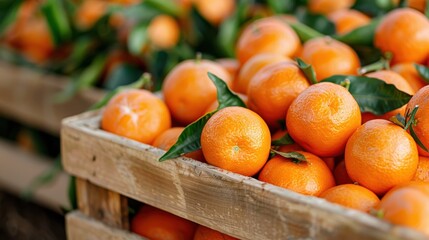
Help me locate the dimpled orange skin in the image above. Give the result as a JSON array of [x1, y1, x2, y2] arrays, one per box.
[[308, 0, 355, 15], [362, 70, 415, 123], [392, 63, 428, 93], [320, 184, 380, 212], [299, 37, 360, 81], [375, 8, 429, 64], [235, 17, 301, 65], [101, 90, 171, 144], [193, 225, 238, 240], [413, 156, 429, 182], [286, 82, 361, 157], [375, 183, 429, 236], [258, 151, 335, 196], [162, 59, 232, 125], [406, 85, 429, 157], [248, 61, 310, 129], [345, 119, 419, 195], [147, 15, 180, 49], [131, 205, 197, 240], [328, 9, 371, 35], [200, 107, 271, 177], [234, 53, 291, 94]]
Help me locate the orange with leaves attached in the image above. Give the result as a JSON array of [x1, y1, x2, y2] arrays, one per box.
[[201, 107, 271, 177], [320, 184, 380, 212]]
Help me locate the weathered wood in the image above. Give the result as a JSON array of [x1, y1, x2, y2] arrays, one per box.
[[62, 111, 428, 240], [0, 139, 69, 211], [0, 61, 104, 135], [66, 211, 145, 240], [76, 178, 129, 230]]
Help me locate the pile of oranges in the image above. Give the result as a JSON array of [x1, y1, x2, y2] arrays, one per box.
[[97, 1, 429, 239]]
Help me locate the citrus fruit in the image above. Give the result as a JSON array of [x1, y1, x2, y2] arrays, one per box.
[[413, 156, 429, 182], [392, 63, 427, 93], [320, 184, 380, 212], [333, 160, 354, 185], [193, 225, 238, 240], [328, 9, 371, 35], [148, 15, 180, 49], [308, 0, 355, 15], [194, 0, 235, 26]]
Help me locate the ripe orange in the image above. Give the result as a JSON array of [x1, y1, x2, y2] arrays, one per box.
[[247, 61, 310, 129], [322, 157, 335, 172], [308, 0, 355, 15], [320, 184, 380, 212], [345, 119, 419, 195], [101, 89, 171, 144], [375, 182, 429, 236], [271, 129, 304, 153], [392, 63, 427, 93], [235, 17, 301, 65], [406, 85, 429, 157], [75, 0, 108, 30], [362, 70, 415, 123], [334, 160, 354, 185], [162, 59, 232, 125], [200, 107, 271, 177], [328, 9, 371, 35], [193, 225, 238, 240], [408, 0, 426, 12], [193, 0, 235, 26], [413, 156, 429, 182], [299, 37, 360, 81], [234, 53, 291, 94], [216, 58, 239, 81], [152, 127, 205, 162], [148, 15, 180, 49], [131, 205, 197, 240], [374, 8, 429, 64], [286, 82, 361, 157], [258, 151, 335, 196]]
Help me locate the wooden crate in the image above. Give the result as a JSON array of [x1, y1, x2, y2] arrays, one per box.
[[61, 110, 428, 240]]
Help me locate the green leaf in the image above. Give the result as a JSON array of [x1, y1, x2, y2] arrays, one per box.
[[207, 73, 245, 109], [41, 0, 72, 45], [128, 23, 148, 55], [271, 150, 307, 162], [103, 63, 144, 90], [358, 52, 392, 75], [143, 0, 183, 17], [267, 0, 295, 13], [321, 75, 412, 115], [410, 125, 429, 153], [272, 133, 295, 146], [334, 18, 381, 46], [414, 64, 429, 83], [289, 21, 324, 42], [0, 0, 23, 36], [296, 58, 318, 84], [352, 0, 396, 17], [295, 7, 335, 35], [389, 114, 405, 128]]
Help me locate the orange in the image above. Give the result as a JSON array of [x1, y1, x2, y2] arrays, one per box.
[[271, 129, 304, 153], [235, 17, 301, 65], [200, 107, 271, 176], [328, 9, 371, 35], [322, 157, 335, 172], [345, 119, 419, 195], [75, 0, 108, 30], [152, 127, 205, 162], [408, 0, 426, 12], [413, 156, 429, 182], [131, 205, 197, 240], [101, 89, 171, 144], [334, 160, 354, 185], [234, 53, 291, 94], [204, 93, 247, 113], [375, 8, 429, 64], [392, 63, 427, 93], [247, 61, 310, 129], [362, 70, 415, 123], [299, 36, 360, 81], [286, 82, 361, 157], [375, 182, 429, 236], [308, 0, 355, 15], [320, 184, 380, 212], [406, 85, 429, 157], [193, 225, 238, 240], [162, 59, 232, 125], [193, 0, 235, 26], [148, 15, 180, 49], [258, 151, 335, 196], [216, 58, 239, 81]]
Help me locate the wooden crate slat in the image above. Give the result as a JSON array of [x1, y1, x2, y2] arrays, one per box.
[[66, 211, 146, 240], [0, 61, 104, 135], [61, 111, 427, 240]]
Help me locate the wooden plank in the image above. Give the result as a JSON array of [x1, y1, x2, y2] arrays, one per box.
[[0, 61, 104, 135], [76, 178, 129, 230], [0, 139, 69, 211], [66, 211, 145, 240], [61, 111, 428, 240]]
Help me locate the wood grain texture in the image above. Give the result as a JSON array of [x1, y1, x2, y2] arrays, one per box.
[[66, 211, 145, 240], [76, 178, 129, 230], [0, 61, 104, 135], [0, 139, 69, 211], [62, 111, 428, 240]]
